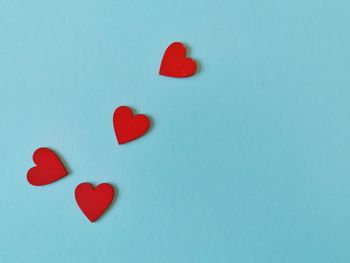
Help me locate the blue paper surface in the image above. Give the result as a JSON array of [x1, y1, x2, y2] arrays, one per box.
[[1, 0, 350, 262]]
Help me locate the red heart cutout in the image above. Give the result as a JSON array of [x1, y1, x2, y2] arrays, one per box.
[[27, 147, 68, 186], [75, 183, 115, 222], [113, 106, 150, 144], [159, 42, 197, 78]]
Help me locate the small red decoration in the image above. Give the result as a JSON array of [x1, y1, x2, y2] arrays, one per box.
[[27, 147, 68, 186], [113, 106, 150, 144], [75, 183, 115, 223], [159, 42, 197, 78]]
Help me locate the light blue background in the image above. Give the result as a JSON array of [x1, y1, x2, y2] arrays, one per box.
[[1, 0, 350, 262]]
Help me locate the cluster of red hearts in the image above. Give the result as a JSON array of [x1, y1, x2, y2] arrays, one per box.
[[26, 42, 197, 223]]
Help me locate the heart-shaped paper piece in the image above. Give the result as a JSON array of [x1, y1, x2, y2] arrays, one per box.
[[27, 147, 68, 186], [159, 42, 197, 78], [75, 183, 115, 222], [113, 106, 150, 144]]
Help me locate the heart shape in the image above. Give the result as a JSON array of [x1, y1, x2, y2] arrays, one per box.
[[27, 147, 68, 186], [113, 106, 150, 144], [159, 42, 197, 78], [75, 183, 115, 222]]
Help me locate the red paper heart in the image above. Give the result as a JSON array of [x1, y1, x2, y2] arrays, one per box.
[[27, 147, 68, 186], [159, 42, 197, 78], [113, 106, 150, 144], [75, 183, 115, 222]]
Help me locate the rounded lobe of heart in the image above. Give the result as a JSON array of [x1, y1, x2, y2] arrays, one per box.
[[27, 147, 68, 186], [113, 106, 150, 144], [159, 42, 197, 78], [75, 183, 115, 223]]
